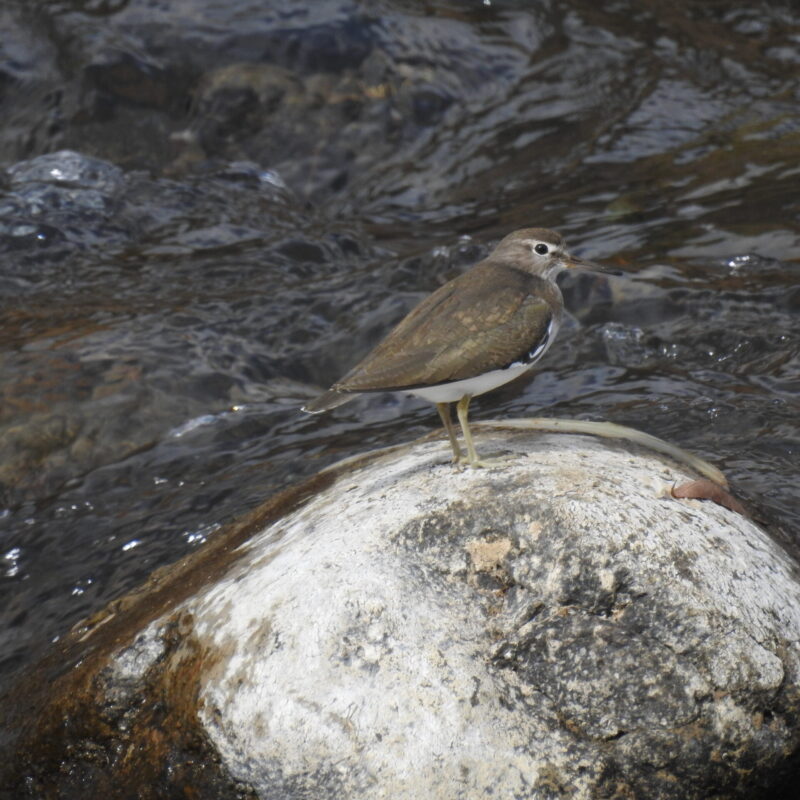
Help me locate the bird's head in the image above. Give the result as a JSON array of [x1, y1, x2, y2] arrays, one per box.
[[492, 227, 618, 279]]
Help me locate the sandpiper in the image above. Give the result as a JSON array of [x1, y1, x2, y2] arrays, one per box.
[[303, 228, 616, 466]]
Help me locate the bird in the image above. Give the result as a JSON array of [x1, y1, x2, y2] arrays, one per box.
[[302, 228, 616, 467]]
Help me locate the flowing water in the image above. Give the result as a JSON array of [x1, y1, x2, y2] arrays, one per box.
[[0, 0, 798, 695]]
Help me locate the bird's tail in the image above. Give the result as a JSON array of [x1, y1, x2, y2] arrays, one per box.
[[302, 389, 359, 414]]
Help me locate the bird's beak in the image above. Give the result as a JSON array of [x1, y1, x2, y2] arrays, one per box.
[[563, 253, 622, 276]]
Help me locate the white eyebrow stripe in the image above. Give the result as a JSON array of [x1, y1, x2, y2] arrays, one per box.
[[524, 240, 561, 251]]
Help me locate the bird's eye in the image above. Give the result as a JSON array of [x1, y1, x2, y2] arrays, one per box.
[[534, 243, 549, 255]]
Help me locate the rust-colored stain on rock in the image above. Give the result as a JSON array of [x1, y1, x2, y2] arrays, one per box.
[[0, 451, 390, 797]]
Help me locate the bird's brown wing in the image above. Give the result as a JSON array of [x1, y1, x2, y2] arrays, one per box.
[[334, 263, 560, 392]]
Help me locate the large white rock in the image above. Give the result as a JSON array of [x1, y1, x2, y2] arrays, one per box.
[[3, 422, 800, 799]]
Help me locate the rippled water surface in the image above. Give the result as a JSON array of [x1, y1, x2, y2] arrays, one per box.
[[0, 0, 798, 692]]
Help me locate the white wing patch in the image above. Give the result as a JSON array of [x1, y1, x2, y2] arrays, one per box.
[[507, 315, 560, 369]]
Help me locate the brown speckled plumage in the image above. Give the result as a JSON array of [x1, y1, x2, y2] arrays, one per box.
[[331, 264, 560, 392]]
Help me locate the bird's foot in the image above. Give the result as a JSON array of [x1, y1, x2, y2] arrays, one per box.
[[438, 452, 465, 468], [466, 460, 494, 470], [464, 452, 515, 470], [441, 442, 462, 465]]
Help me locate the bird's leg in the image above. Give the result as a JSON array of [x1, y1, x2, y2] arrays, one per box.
[[436, 402, 462, 463], [456, 395, 484, 468]]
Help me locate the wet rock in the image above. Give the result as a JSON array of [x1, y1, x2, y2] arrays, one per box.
[[181, 56, 418, 196], [0, 149, 301, 262], [0, 150, 126, 252], [82, 51, 189, 112], [2, 425, 799, 799], [6, 149, 125, 192]]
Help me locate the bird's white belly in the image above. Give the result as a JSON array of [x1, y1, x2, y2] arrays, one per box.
[[408, 363, 533, 404]]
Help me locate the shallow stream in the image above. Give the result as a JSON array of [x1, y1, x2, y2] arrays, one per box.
[[0, 0, 798, 694]]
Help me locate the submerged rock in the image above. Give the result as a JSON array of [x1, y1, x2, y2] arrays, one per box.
[[2, 423, 799, 799]]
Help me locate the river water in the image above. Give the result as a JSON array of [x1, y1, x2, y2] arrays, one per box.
[[0, 0, 798, 694]]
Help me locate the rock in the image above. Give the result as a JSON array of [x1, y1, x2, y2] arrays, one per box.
[[2, 422, 800, 799]]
